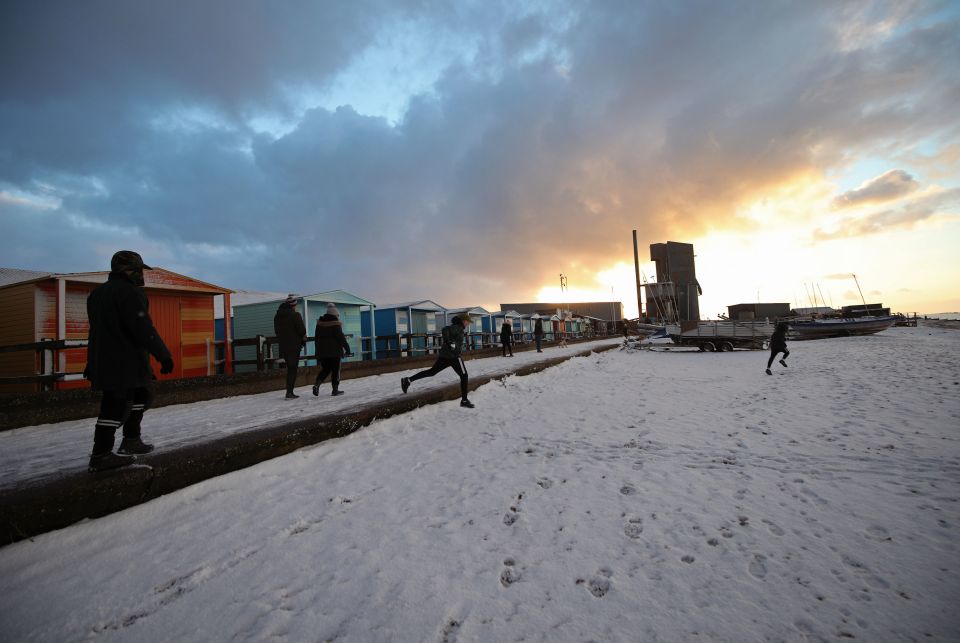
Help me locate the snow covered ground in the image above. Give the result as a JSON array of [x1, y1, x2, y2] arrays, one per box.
[[0, 338, 619, 488], [1, 326, 958, 641]]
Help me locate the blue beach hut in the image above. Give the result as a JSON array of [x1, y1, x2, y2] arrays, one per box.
[[361, 300, 446, 359]]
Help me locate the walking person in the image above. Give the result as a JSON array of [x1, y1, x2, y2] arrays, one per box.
[[534, 315, 544, 352], [500, 319, 514, 357], [274, 294, 307, 399], [84, 250, 174, 472], [766, 321, 791, 375], [401, 314, 475, 408], [312, 303, 352, 397]]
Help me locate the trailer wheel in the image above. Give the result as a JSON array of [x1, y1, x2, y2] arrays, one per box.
[[719, 341, 734, 352], [700, 341, 716, 352]]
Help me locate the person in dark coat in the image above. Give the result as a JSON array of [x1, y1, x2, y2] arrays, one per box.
[[274, 294, 307, 399], [401, 314, 474, 408], [312, 303, 352, 397], [500, 320, 514, 357], [766, 321, 790, 375], [84, 250, 173, 472], [533, 316, 545, 352]]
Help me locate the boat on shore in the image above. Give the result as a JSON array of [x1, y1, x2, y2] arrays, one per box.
[[788, 315, 897, 340]]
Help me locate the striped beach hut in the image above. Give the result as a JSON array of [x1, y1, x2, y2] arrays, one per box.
[[0, 266, 231, 391]]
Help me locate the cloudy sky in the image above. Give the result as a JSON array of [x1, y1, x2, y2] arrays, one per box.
[[2, 0, 958, 316]]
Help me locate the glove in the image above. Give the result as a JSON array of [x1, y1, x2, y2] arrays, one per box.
[[448, 343, 455, 350], [160, 357, 175, 374]]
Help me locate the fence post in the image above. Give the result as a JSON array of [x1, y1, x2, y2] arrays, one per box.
[[256, 335, 265, 371], [40, 338, 53, 392]]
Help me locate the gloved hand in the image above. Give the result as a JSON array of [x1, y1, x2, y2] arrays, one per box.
[[160, 357, 175, 374]]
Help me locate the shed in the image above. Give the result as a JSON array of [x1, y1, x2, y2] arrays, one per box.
[[361, 300, 446, 359], [485, 310, 522, 342], [231, 290, 374, 371], [443, 307, 493, 350], [727, 303, 791, 321], [0, 266, 232, 392]]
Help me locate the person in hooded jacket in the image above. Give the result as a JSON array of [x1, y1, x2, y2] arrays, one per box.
[[500, 319, 514, 357], [533, 316, 545, 352], [401, 314, 474, 408], [274, 294, 307, 399], [312, 302, 352, 396], [84, 250, 174, 472], [766, 321, 791, 375]]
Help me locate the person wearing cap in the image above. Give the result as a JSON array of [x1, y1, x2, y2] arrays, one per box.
[[84, 250, 174, 472], [401, 314, 474, 408], [274, 294, 307, 399], [312, 302, 352, 397]]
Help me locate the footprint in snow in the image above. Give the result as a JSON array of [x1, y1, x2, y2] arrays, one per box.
[[620, 484, 636, 496], [624, 517, 644, 539], [748, 554, 768, 579]]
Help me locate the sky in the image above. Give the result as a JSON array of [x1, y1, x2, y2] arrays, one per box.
[[1, 0, 958, 317], [2, 328, 958, 640]]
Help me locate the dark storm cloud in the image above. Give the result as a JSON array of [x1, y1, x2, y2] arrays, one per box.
[[1, 0, 958, 307]]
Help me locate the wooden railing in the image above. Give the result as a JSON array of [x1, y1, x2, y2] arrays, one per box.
[[1, 329, 609, 387]]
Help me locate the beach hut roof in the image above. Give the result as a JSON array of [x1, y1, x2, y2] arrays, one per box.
[[379, 300, 446, 311], [0, 266, 231, 295]]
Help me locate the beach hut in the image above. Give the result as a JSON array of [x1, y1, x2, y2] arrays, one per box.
[[0, 266, 232, 392], [361, 300, 445, 359], [442, 307, 493, 350], [485, 310, 522, 345], [231, 290, 374, 371]]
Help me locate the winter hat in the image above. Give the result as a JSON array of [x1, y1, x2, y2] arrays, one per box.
[[284, 294, 298, 306], [326, 302, 340, 318], [111, 250, 151, 272]]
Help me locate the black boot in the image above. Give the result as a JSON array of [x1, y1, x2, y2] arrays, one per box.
[[285, 391, 299, 399], [401, 377, 410, 393], [460, 399, 475, 408], [118, 437, 154, 455], [89, 452, 136, 472], [332, 387, 345, 396]]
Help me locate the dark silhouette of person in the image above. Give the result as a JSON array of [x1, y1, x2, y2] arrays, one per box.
[[312, 302, 352, 397], [766, 321, 790, 375], [500, 320, 514, 356], [401, 314, 474, 408], [274, 294, 306, 398], [84, 250, 173, 472], [534, 316, 544, 352]]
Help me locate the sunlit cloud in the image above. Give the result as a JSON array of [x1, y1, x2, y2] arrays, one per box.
[[832, 169, 919, 209]]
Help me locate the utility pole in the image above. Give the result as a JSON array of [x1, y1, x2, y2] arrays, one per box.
[[632, 230, 643, 320]]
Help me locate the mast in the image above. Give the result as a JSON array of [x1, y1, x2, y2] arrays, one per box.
[[852, 274, 874, 316]]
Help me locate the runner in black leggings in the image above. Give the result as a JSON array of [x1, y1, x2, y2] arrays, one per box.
[[766, 321, 790, 375], [401, 314, 475, 407]]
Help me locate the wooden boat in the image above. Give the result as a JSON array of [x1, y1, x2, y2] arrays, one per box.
[[788, 315, 897, 340]]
